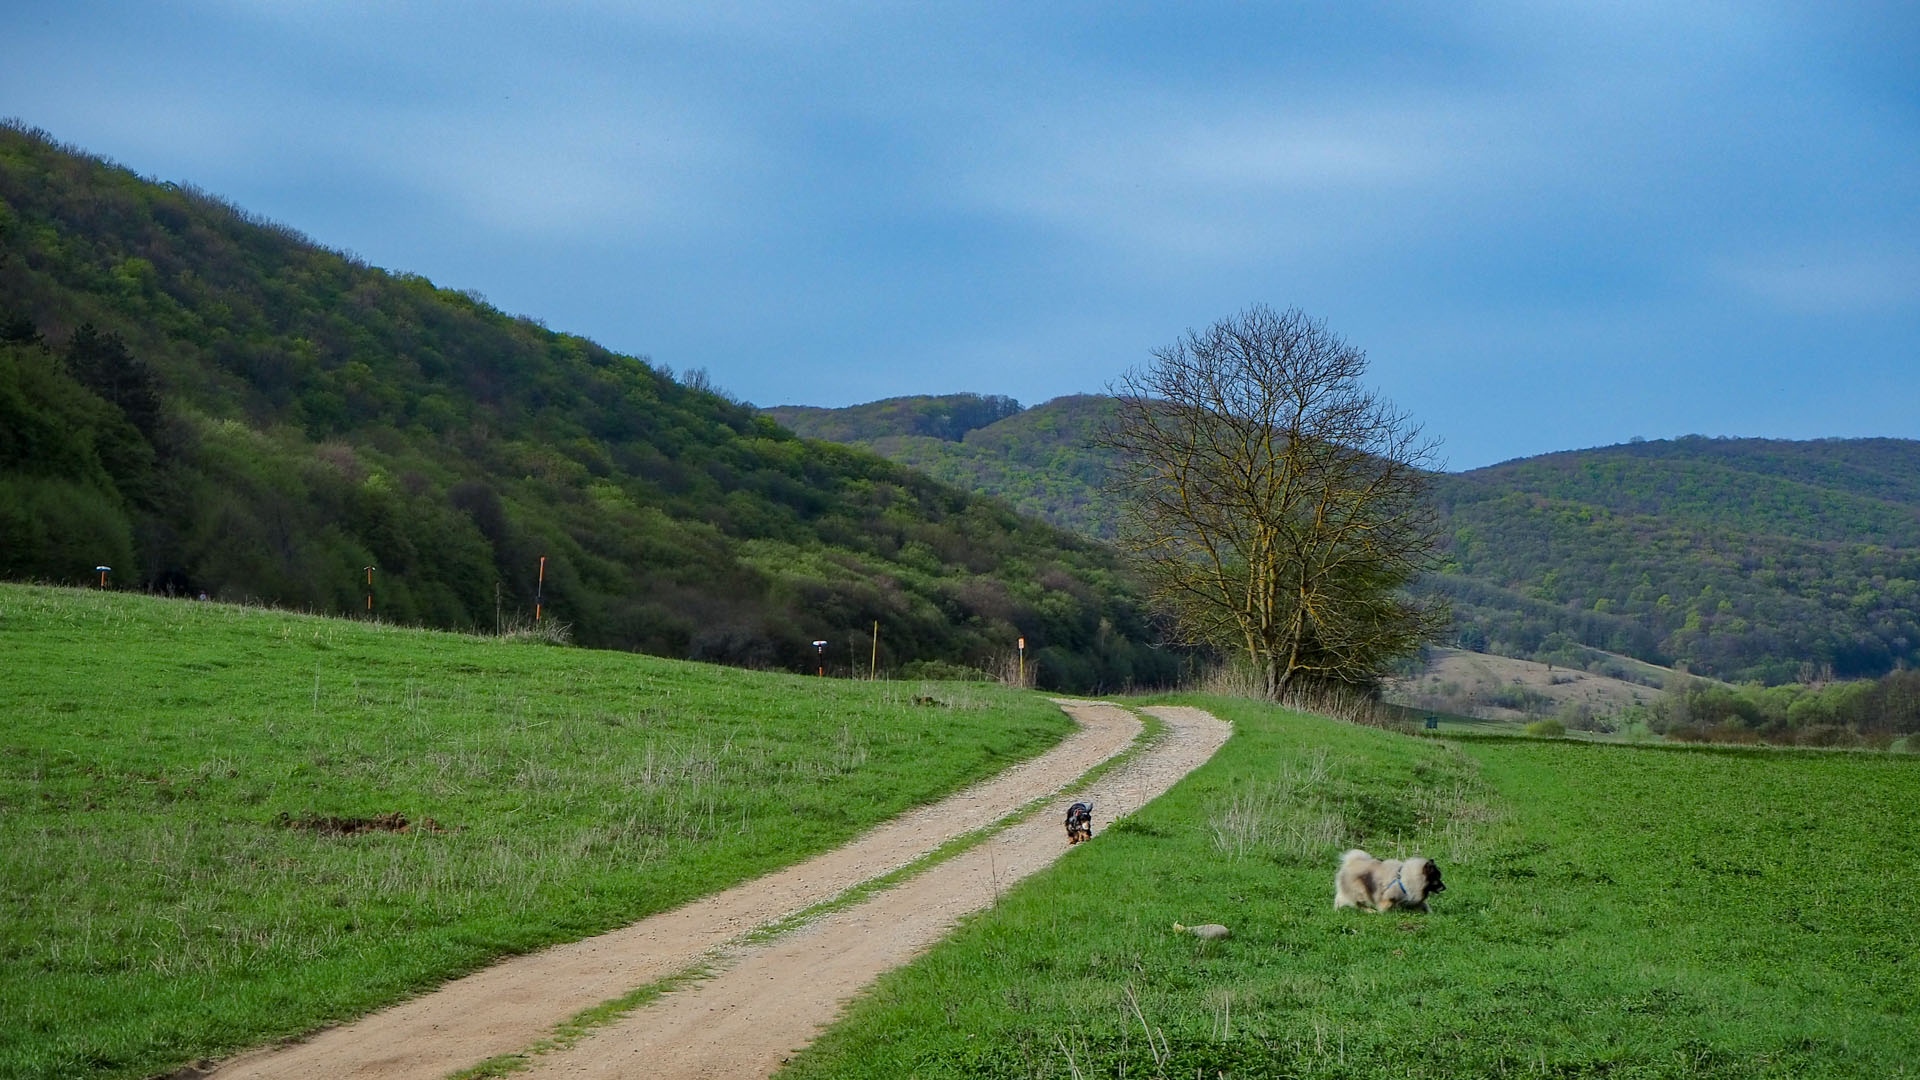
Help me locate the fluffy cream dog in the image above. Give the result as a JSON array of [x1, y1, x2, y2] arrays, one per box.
[[1333, 849, 1445, 912]]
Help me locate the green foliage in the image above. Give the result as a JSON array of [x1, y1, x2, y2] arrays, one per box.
[[1435, 436, 1920, 682], [766, 394, 1125, 538], [776, 389, 1920, 687], [0, 583, 1075, 1080], [787, 697, 1920, 1078], [1523, 716, 1566, 737], [0, 123, 1173, 691], [1648, 668, 1920, 747], [764, 393, 1022, 444]]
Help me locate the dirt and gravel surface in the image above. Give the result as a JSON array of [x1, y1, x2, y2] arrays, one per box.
[[204, 699, 1154, 1080], [516, 704, 1229, 1080]]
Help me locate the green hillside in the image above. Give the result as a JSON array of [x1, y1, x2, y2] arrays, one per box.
[[0, 123, 1172, 692], [762, 395, 1920, 684], [1436, 437, 1920, 682], [763, 392, 1022, 445]]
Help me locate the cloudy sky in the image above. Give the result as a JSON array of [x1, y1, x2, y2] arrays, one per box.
[[7, 1, 1916, 468]]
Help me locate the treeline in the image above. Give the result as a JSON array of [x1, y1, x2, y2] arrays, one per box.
[[0, 122, 1176, 692], [763, 393, 1023, 445], [1634, 670, 1920, 749]]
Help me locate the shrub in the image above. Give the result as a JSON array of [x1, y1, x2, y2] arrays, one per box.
[[1524, 718, 1566, 737], [896, 659, 990, 682]]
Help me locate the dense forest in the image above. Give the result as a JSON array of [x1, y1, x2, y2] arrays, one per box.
[[0, 123, 1177, 692], [772, 394, 1123, 538], [767, 395, 1920, 685]]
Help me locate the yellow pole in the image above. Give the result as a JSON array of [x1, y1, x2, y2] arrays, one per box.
[[870, 621, 878, 680]]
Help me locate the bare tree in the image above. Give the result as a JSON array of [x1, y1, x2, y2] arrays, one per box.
[[1101, 304, 1447, 700]]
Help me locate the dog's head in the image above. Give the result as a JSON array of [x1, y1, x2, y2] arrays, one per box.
[[1416, 859, 1445, 897]]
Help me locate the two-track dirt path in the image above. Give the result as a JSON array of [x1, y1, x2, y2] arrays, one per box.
[[516, 705, 1228, 1080], [206, 702, 1230, 1080]]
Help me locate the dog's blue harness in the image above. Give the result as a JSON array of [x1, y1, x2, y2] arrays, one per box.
[[1387, 872, 1409, 900]]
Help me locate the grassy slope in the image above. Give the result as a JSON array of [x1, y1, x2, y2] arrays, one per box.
[[784, 697, 1919, 1079], [0, 584, 1072, 1080]]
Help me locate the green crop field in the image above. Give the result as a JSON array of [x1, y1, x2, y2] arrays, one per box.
[[786, 695, 1920, 1079], [0, 584, 1073, 1080]]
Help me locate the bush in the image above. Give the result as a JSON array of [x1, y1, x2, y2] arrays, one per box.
[[1523, 718, 1566, 737], [897, 659, 990, 682]]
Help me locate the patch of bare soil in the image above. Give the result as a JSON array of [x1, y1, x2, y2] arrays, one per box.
[[206, 700, 1143, 1080], [1388, 646, 1667, 721], [514, 704, 1230, 1080], [274, 811, 444, 836]]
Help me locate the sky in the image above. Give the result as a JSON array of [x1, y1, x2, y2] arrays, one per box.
[[5, 1, 1917, 469]]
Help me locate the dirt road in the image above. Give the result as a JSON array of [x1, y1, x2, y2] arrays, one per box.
[[516, 704, 1229, 1080], [206, 700, 1149, 1080]]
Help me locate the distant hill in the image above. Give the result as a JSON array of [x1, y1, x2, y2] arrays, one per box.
[[1432, 437, 1920, 683], [763, 394, 1920, 684], [764, 393, 1021, 444], [0, 123, 1174, 692]]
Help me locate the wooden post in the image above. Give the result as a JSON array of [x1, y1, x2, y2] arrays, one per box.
[[535, 556, 546, 622], [870, 621, 879, 680]]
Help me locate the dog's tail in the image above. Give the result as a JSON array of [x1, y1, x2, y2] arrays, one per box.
[[1339, 848, 1372, 866]]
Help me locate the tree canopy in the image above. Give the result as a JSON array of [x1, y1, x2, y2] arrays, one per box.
[[1101, 305, 1446, 698]]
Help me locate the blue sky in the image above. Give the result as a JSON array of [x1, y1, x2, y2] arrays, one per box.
[[7, 1, 1916, 468]]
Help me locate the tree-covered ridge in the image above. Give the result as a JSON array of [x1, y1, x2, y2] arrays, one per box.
[[765, 394, 1123, 538], [0, 123, 1173, 691], [763, 393, 1022, 444], [1435, 437, 1920, 682], [767, 392, 1920, 685]]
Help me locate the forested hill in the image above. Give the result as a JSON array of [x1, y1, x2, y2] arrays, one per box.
[[0, 123, 1173, 692], [763, 394, 1920, 684], [770, 394, 1122, 538], [1435, 437, 1920, 683]]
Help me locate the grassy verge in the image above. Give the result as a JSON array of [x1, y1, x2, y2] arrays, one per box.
[[782, 693, 1920, 1078], [0, 584, 1073, 1080]]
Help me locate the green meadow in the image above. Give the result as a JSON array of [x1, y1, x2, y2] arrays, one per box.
[[787, 696, 1920, 1079], [0, 584, 1072, 1080]]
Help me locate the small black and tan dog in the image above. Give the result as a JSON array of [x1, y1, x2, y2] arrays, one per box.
[[1064, 801, 1094, 845]]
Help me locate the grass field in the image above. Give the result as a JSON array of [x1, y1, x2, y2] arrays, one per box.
[[784, 695, 1920, 1079], [0, 584, 1073, 1080]]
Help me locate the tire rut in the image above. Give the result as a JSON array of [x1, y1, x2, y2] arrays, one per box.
[[514, 704, 1230, 1080]]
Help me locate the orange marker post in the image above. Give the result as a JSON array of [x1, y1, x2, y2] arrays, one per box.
[[535, 556, 546, 622]]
